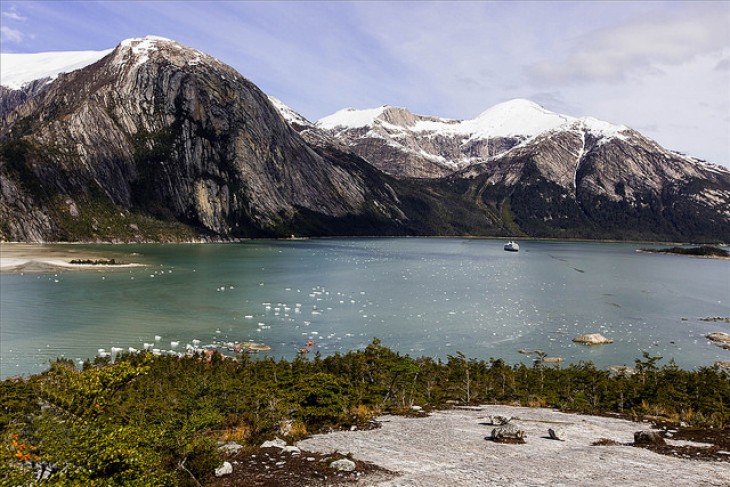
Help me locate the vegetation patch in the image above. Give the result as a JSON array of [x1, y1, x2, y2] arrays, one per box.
[[1, 341, 728, 485]]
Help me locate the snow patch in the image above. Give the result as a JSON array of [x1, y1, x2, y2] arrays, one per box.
[[118, 36, 171, 68], [317, 106, 389, 130], [0, 49, 113, 90], [317, 99, 629, 149], [268, 96, 313, 127]]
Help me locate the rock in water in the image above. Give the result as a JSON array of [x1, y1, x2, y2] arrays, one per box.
[[573, 333, 614, 345], [541, 357, 564, 363], [633, 430, 665, 446], [706, 332, 730, 344], [214, 461, 233, 477]]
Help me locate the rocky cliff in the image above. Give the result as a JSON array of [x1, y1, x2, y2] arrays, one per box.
[[0, 37, 404, 241]]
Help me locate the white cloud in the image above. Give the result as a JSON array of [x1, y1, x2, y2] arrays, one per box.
[[0, 26, 24, 44], [529, 7, 728, 84], [2, 9, 26, 21]]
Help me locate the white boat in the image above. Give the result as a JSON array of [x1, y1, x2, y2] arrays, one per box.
[[504, 241, 519, 252]]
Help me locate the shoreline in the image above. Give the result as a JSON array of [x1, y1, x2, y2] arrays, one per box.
[[0, 243, 146, 272], [635, 248, 730, 261], [2, 235, 727, 246]]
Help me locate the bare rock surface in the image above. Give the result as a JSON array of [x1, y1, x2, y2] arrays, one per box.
[[297, 405, 730, 486]]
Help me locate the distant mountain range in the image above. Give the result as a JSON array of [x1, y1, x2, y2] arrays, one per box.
[[1, 36, 728, 242]]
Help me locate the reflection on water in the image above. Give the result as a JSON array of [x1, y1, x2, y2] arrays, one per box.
[[1, 239, 728, 378]]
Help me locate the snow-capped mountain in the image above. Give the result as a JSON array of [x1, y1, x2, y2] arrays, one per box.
[[314, 99, 631, 179], [0, 36, 405, 241], [1, 36, 729, 243]]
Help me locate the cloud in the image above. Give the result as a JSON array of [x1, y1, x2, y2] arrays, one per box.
[[528, 6, 728, 84], [2, 9, 26, 21], [1, 26, 24, 43], [716, 57, 730, 72]]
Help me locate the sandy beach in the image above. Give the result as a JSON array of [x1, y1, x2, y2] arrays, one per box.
[[0, 243, 144, 272], [298, 405, 730, 487]]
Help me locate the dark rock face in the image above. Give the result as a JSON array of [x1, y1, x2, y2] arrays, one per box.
[[0, 38, 404, 241], [454, 124, 730, 241]]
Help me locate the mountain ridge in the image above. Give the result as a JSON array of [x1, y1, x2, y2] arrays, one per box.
[[1, 36, 728, 243]]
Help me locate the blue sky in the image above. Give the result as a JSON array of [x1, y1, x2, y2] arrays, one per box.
[[1, 1, 728, 166]]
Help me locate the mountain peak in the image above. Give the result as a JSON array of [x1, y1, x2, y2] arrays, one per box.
[[317, 106, 389, 130], [0, 36, 182, 90], [468, 98, 573, 137]]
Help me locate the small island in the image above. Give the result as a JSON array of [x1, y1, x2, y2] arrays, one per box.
[[639, 245, 729, 258], [69, 258, 123, 265]]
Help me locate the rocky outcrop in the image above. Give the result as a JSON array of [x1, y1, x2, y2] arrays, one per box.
[[706, 332, 730, 344], [214, 461, 233, 477], [633, 431, 666, 447], [706, 333, 730, 350], [573, 333, 614, 345], [330, 458, 356, 472]]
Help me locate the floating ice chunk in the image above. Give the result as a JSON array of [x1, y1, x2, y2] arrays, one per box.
[[155, 335, 162, 341], [170, 341, 179, 348], [192, 339, 201, 347], [128, 347, 139, 353]]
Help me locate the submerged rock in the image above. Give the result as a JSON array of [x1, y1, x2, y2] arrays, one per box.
[[542, 357, 564, 363], [705, 332, 730, 344], [573, 333, 614, 345]]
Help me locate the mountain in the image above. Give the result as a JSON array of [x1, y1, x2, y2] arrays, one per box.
[[0, 36, 405, 241], [310, 100, 730, 240], [1, 37, 729, 243], [316, 99, 579, 178]]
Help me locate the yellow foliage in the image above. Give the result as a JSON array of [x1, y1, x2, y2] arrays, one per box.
[[220, 425, 250, 443], [289, 421, 308, 438]]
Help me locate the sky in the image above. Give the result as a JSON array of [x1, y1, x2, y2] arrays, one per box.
[[1, 1, 728, 167]]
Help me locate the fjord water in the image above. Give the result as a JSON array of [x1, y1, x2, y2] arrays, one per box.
[[1, 239, 728, 378]]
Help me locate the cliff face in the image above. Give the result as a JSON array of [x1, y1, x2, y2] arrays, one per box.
[[0, 37, 404, 241], [453, 122, 730, 240]]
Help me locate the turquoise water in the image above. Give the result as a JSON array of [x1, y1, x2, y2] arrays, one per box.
[[2, 239, 729, 378]]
